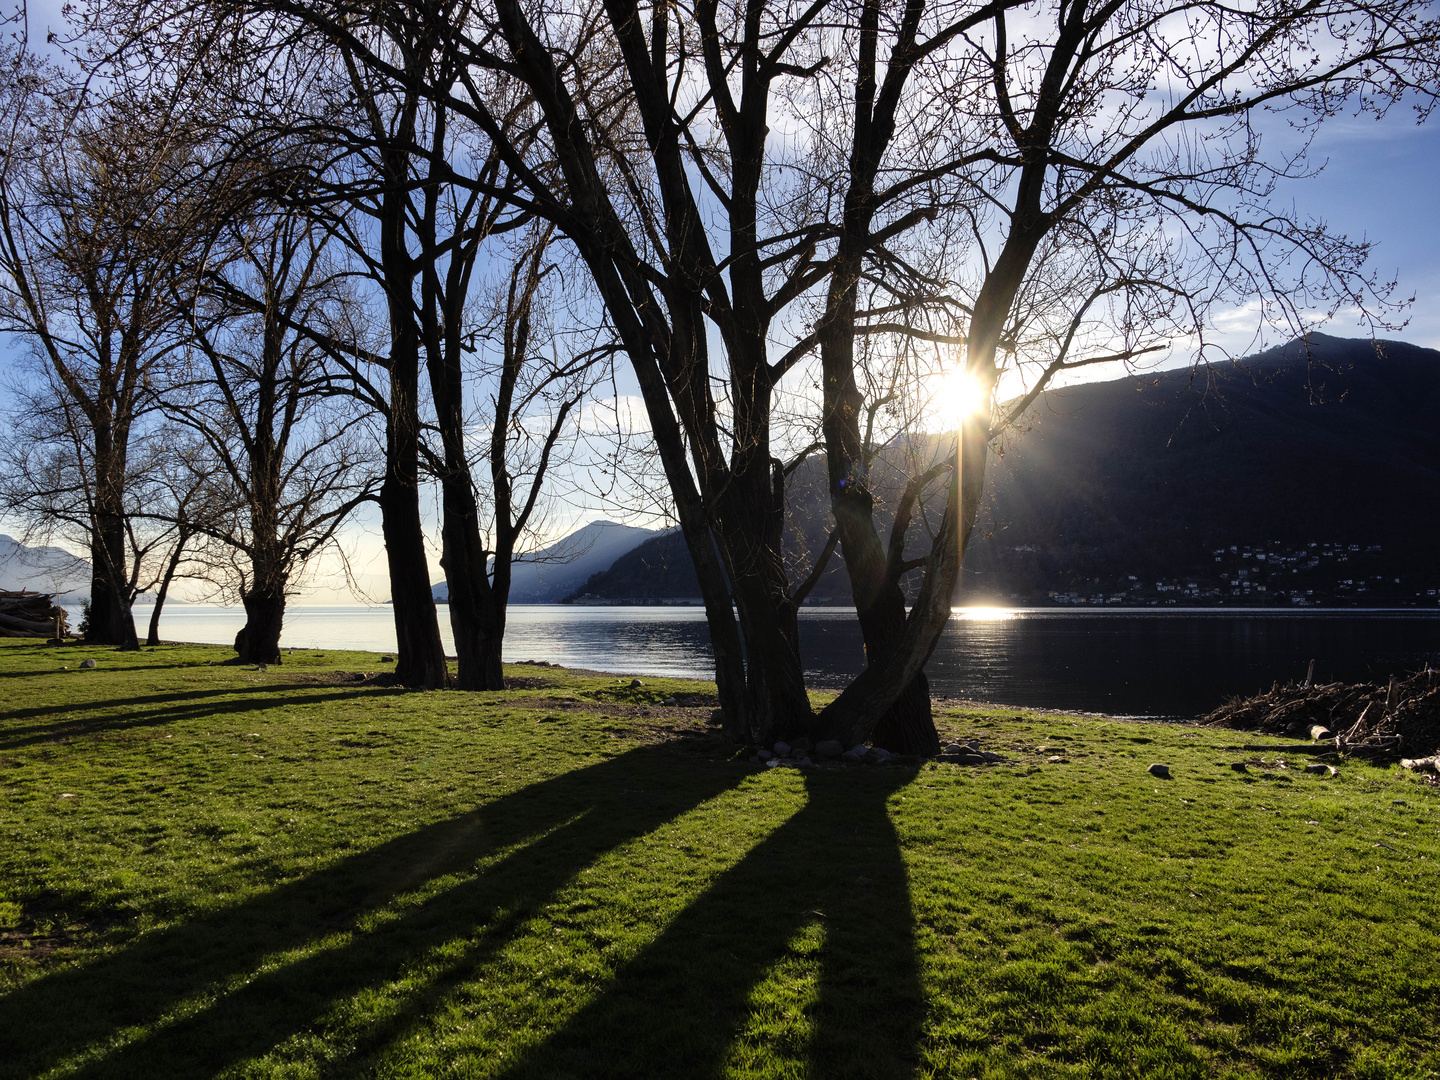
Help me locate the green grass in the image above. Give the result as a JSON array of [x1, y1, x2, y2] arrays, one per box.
[[1, 637, 1437, 1079]]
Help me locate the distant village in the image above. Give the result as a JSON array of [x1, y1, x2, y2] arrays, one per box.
[[1042, 542, 1440, 608]]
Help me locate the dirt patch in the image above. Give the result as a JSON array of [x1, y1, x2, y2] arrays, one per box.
[[0, 926, 82, 963]]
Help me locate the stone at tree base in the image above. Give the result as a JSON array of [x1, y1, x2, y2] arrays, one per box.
[[772, 741, 792, 758], [1148, 763, 1172, 779], [79, 659, 96, 669], [841, 745, 868, 763], [815, 740, 843, 759], [757, 748, 773, 761], [792, 736, 812, 754], [867, 747, 892, 763]]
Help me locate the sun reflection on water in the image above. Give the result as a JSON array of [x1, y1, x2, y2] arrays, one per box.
[[950, 606, 1018, 621]]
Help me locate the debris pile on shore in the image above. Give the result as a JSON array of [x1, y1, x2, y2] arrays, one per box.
[[0, 592, 67, 638], [1201, 668, 1440, 763]]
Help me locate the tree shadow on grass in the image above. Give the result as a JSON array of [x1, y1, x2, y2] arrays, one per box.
[[470, 765, 927, 1080], [0, 743, 742, 1080], [302, 765, 925, 1079], [0, 685, 396, 750]]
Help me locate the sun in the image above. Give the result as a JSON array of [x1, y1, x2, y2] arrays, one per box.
[[932, 367, 988, 421]]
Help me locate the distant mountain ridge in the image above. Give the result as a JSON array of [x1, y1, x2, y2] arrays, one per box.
[[960, 333, 1440, 604], [432, 520, 662, 604], [567, 334, 1440, 606], [0, 535, 90, 601]]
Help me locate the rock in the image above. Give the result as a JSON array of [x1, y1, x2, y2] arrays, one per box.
[[797, 757, 812, 767], [981, 751, 1003, 763], [1046, 755, 1066, 764], [867, 747, 892, 763], [1147, 763, 1171, 780], [1309, 724, 1334, 742], [662, 697, 678, 706], [1304, 762, 1338, 776], [815, 739, 843, 759], [792, 737, 812, 754], [629, 679, 644, 688], [756, 748, 773, 761], [956, 753, 987, 766], [381, 656, 394, 663], [1230, 762, 1249, 773], [765, 759, 783, 768], [772, 741, 792, 758], [79, 658, 96, 669], [943, 742, 965, 755], [842, 745, 868, 763]]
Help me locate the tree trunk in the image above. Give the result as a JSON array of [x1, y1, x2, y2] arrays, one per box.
[[378, 158, 447, 690], [234, 585, 285, 664], [88, 512, 139, 650], [438, 479, 501, 690], [475, 597, 507, 689], [381, 467, 448, 688], [145, 528, 189, 647]]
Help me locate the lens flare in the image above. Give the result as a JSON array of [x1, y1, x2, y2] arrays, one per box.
[[937, 368, 987, 419]]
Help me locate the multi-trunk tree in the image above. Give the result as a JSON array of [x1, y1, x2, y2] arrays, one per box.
[[0, 85, 208, 648], [171, 207, 378, 664], [97, 0, 1437, 745]]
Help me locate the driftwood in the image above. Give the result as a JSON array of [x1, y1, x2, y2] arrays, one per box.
[[0, 591, 68, 638], [1202, 667, 1440, 762]]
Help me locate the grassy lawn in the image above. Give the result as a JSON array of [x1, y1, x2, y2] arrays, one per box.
[[1, 637, 1437, 1079]]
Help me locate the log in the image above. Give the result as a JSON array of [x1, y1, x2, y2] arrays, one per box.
[[0, 592, 68, 638]]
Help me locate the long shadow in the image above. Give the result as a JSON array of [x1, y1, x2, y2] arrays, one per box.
[[338, 766, 926, 1079], [0, 743, 739, 1080], [0, 686, 390, 750], [3, 685, 289, 724]]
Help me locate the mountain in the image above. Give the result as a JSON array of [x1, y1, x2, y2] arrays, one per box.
[[432, 520, 662, 604], [561, 529, 700, 603], [960, 333, 1440, 604], [565, 334, 1440, 606], [0, 535, 90, 602]]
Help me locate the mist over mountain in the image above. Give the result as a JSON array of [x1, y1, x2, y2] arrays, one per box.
[[433, 520, 661, 604], [0, 535, 90, 602], [567, 334, 1440, 607]]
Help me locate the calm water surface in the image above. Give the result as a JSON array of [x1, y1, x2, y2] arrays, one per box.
[[117, 603, 1440, 719]]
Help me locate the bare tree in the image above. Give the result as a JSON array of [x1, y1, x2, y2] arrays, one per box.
[[0, 80, 207, 648], [96, 0, 1439, 750], [0, 373, 208, 643], [439, 226, 604, 687], [128, 428, 218, 645], [170, 206, 379, 663]]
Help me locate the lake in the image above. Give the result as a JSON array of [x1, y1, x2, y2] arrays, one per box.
[[109, 603, 1440, 720]]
